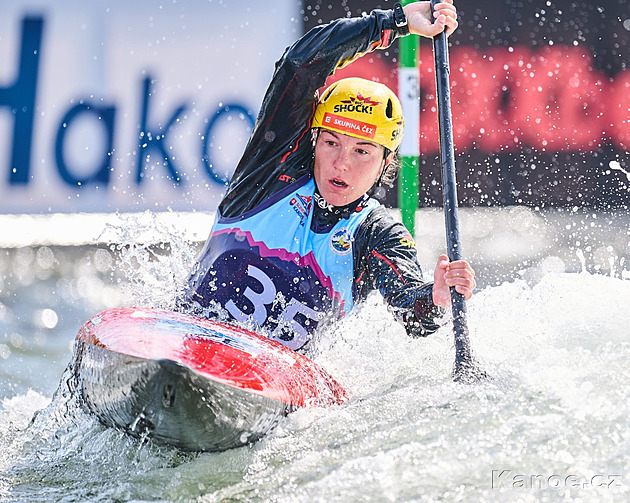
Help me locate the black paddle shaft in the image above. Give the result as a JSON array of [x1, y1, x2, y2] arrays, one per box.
[[430, 0, 474, 378]]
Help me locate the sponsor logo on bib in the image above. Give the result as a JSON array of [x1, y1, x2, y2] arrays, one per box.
[[329, 227, 353, 255], [289, 193, 313, 225]]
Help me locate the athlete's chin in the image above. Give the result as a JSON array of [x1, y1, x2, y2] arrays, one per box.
[[320, 189, 351, 207]]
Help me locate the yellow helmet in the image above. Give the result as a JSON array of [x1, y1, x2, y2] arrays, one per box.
[[312, 77, 404, 152]]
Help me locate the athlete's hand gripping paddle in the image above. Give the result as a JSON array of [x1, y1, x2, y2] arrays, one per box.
[[430, 0, 485, 382]]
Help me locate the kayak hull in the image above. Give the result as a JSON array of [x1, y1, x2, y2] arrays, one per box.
[[71, 307, 347, 451]]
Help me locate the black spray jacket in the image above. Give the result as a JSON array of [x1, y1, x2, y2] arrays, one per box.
[[191, 8, 443, 338]]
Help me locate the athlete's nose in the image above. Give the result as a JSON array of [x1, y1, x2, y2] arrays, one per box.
[[332, 146, 351, 172]]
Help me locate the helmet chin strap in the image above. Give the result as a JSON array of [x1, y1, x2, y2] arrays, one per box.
[[373, 148, 392, 188], [311, 127, 320, 147]]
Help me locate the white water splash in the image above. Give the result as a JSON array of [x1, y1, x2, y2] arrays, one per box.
[[2, 271, 629, 502], [197, 272, 630, 503], [609, 160, 630, 184], [102, 210, 201, 309], [3, 203, 630, 502]]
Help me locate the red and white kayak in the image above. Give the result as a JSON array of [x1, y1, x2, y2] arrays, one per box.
[[71, 307, 347, 451]]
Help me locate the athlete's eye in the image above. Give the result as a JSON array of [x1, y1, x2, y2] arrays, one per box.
[[356, 148, 369, 155]]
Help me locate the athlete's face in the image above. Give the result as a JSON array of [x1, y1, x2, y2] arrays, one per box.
[[313, 129, 391, 207]]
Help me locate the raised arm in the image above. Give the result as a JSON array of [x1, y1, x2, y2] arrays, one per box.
[[219, 9, 403, 218]]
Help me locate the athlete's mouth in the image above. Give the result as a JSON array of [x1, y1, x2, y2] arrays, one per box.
[[330, 178, 348, 188]]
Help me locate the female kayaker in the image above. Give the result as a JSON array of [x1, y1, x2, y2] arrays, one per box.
[[178, 0, 475, 351]]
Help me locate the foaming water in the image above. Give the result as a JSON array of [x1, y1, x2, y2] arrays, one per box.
[[1, 210, 629, 502], [101, 211, 201, 310], [3, 273, 627, 502], [1, 366, 204, 503], [192, 273, 629, 503]]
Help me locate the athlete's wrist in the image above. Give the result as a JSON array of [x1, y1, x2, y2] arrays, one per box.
[[393, 2, 410, 37]]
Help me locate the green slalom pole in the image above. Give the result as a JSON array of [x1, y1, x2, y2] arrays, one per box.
[[397, 0, 420, 237]]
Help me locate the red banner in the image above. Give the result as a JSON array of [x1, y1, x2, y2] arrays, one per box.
[[327, 45, 629, 155], [418, 46, 627, 154]]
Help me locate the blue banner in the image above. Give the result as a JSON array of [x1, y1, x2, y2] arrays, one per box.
[[0, 0, 299, 213]]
